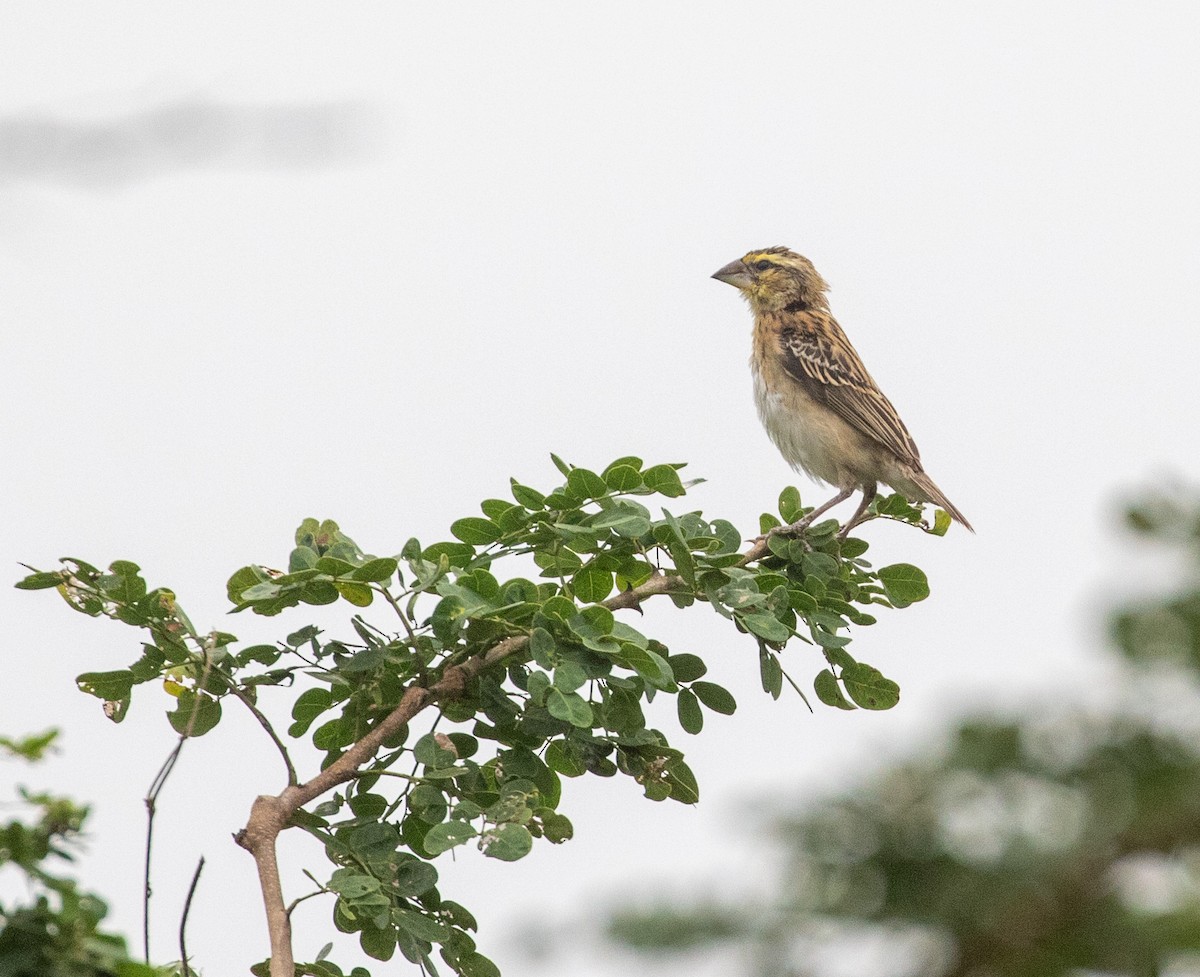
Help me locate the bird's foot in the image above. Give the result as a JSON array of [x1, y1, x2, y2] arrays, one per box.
[[757, 517, 816, 550]]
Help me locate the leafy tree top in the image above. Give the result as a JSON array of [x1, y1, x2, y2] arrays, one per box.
[[16, 455, 947, 977]]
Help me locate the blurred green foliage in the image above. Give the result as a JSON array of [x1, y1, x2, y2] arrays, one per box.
[[607, 489, 1200, 977], [0, 731, 168, 977]]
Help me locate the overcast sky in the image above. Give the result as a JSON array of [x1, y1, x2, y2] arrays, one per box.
[[4, 3, 1200, 975]]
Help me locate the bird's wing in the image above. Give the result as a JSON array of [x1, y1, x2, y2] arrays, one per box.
[[778, 312, 921, 464]]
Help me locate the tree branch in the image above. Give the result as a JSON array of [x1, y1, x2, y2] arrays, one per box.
[[235, 541, 766, 977]]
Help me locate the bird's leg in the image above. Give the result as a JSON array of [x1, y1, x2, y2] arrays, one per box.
[[837, 483, 877, 539], [770, 486, 856, 539]]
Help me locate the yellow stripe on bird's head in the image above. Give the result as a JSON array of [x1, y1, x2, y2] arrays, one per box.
[[711, 246, 830, 312]]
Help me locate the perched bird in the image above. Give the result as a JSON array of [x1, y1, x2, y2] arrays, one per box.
[[712, 246, 972, 535]]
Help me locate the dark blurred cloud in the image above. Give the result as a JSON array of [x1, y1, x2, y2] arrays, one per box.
[[0, 99, 381, 188]]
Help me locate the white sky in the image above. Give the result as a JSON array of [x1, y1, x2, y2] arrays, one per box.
[[4, 3, 1199, 975]]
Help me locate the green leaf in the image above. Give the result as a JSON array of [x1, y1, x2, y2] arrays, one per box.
[[814, 668, 855, 710], [312, 717, 356, 751], [431, 595, 469, 641], [457, 952, 502, 977], [333, 581, 374, 607], [549, 453, 573, 477], [572, 562, 614, 603], [878, 563, 930, 608], [541, 810, 574, 843], [538, 595, 577, 624], [664, 759, 700, 804], [742, 612, 790, 643], [289, 688, 333, 736], [802, 552, 839, 580], [546, 689, 594, 728], [395, 908, 449, 943], [76, 669, 135, 701], [424, 820, 479, 855], [422, 541, 475, 567], [408, 784, 448, 824], [348, 792, 387, 819], [529, 627, 557, 668], [360, 925, 396, 961], [241, 582, 282, 601], [642, 464, 686, 498], [692, 681, 737, 715], [167, 691, 221, 737], [841, 662, 901, 710], [343, 822, 402, 860], [553, 661, 589, 693], [778, 486, 803, 523], [481, 823, 534, 861], [527, 667, 552, 704], [313, 556, 355, 578], [603, 464, 643, 492], [931, 508, 953, 536], [812, 628, 851, 649], [440, 900, 479, 932], [668, 653, 707, 683], [546, 739, 587, 777], [447, 732, 479, 759], [591, 505, 652, 538], [511, 479, 546, 509], [619, 645, 675, 690], [677, 688, 703, 734], [414, 733, 459, 769], [569, 606, 616, 651], [759, 650, 783, 699], [288, 545, 318, 573], [14, 570, 65, 590], [327, 868, 382, 900], [450, 518, 502, 545], [601, 687, 645, 734], [825, 646, 856, 670], [839, 537, 870, 558], [567, 467, 609, 500], [350, 558, 398, 583]]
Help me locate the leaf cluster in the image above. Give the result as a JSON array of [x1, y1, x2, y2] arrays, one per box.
[[16, 455, 943, 976]]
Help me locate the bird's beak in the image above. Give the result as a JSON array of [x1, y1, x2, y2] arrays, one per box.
[[711, 259, 753, 289]]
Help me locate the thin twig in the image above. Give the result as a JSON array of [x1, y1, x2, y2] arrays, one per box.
[[178, 856, 205, 977], [143, 737, 185, 962], [142, 651, 213, 963], [227, 683, 298, 787], [379, 587, 418, 643], [286, 886, 331, 918]]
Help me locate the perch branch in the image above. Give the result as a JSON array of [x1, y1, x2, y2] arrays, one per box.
[[236, 541, 767, 977]]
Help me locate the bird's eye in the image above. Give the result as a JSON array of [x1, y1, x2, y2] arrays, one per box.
[[753, 260, 772, 272]]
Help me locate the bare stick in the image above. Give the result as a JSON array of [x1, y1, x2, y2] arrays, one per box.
[[227, 683, 298, 787], [141, 654, 213, 963], [179, 856, 205, 977], [143, 738, 185, 962]]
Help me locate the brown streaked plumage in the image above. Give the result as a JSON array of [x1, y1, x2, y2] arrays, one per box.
[[712, 246, 972, 535]]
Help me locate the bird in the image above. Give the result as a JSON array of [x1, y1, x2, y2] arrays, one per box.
[[711, 246, 972, 536]]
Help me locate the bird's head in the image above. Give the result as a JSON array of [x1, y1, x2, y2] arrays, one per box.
[[711, 247, 830, 313]]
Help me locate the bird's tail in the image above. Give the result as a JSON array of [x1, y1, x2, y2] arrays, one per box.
[[908, 471, 974, 533]]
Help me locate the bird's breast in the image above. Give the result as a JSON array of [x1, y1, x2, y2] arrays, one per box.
[[751, 353, 869, 489]]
